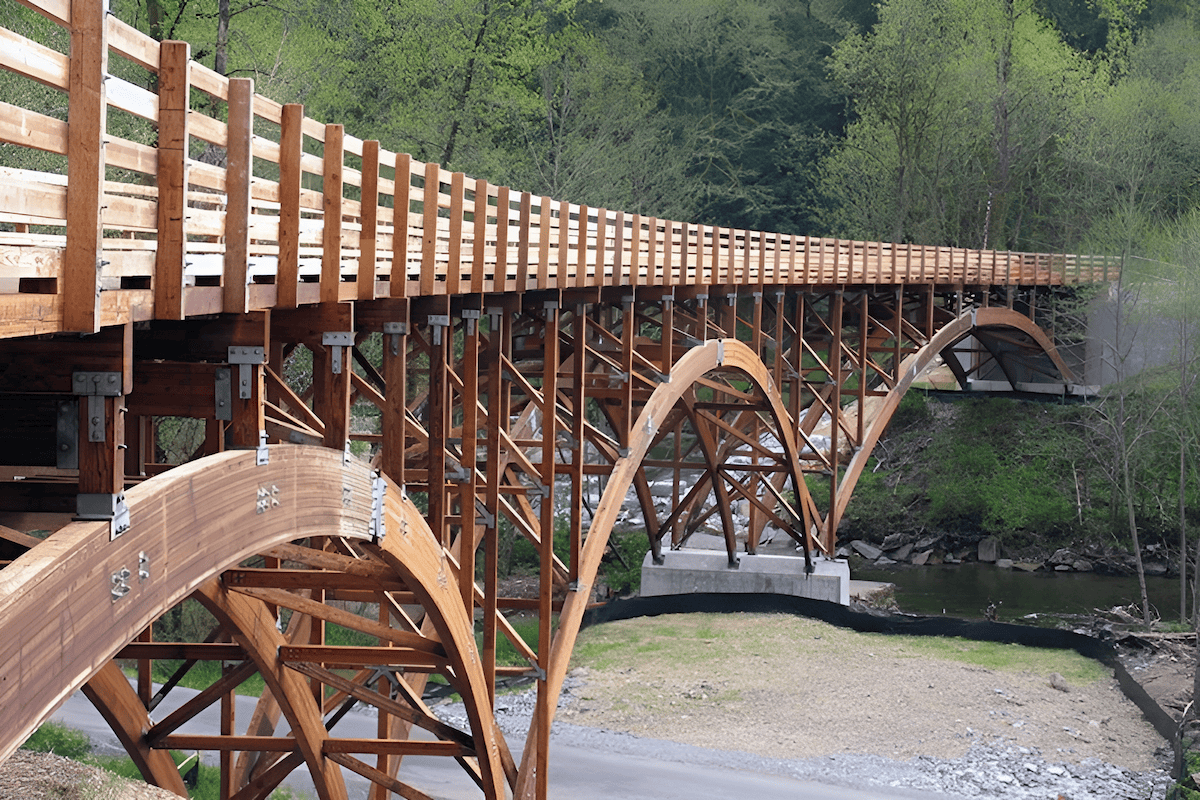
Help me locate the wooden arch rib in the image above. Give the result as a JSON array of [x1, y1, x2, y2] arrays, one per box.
[[0, 446, 504, 800], [831, 307, 1076, 529], [513, 339, 810, 798]]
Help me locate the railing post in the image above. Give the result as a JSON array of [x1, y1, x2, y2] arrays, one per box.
[[420, 161, 439, 296], [63, 0, 109, 333], [321, 123, 344, 304], [223, 78, 253, 314], [358, 140, 379, 300], [392, 152, 411, 298], [155, 41, 191, 321], [277, 104, 303, 308]]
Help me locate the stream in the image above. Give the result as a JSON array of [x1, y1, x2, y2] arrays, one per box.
[[851, 561, 1187, 626]]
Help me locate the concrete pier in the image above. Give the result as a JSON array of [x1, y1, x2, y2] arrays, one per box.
[[640, 549, 850, 605]]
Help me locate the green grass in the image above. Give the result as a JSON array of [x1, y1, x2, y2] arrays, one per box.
[[864, 634, 1110, 685], [21, 721, 299, 799], [573, 612, 1110, 686]]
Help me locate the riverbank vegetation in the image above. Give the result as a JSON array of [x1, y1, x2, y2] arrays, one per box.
[[842, 389, 1198, 583]]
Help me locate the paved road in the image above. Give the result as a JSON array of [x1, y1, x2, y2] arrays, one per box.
[[50, 687, 959, 800]]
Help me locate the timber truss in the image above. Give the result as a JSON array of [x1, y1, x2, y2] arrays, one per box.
[[0, 3, 1111, 799]]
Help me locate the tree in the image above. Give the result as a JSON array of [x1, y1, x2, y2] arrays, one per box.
[[820, 0, 1097, 250], [293, 0, 579, 174]]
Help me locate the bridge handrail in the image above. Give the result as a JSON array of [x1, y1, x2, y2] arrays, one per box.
[[0, 0, 1120, 336]]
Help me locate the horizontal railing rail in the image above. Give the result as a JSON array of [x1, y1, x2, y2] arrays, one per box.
[[0, 0, 1120, 336]]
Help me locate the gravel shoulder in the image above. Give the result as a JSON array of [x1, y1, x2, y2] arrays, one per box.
[[544, 611, 1174, 797], [563, 611, 1161, 768]]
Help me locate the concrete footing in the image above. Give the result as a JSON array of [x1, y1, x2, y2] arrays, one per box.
[[640, 550, 850, 605]]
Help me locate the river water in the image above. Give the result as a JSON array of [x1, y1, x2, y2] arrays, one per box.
[[851, 562, 1186, 626]]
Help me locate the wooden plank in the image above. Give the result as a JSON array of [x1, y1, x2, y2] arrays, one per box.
[[0, 27, 68, 89], [0, 102, 67, 154], [278, 645, 445, 669], [277, 104, 303, 308], [223, 78, 253, 315], [324, 740, 470, 757], [153, 41, 190, 321], [325, 752, 437, 800], [321, 123, 344, 304], [357, 140, 379, 300], [106, 15, 158, 72], [62, 0, 106, 333]]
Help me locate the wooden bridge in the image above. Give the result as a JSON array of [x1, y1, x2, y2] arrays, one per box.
[[0, 2, 1116, 799]]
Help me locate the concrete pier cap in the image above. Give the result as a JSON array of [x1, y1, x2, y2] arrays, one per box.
[[641, 549, 850, 606]]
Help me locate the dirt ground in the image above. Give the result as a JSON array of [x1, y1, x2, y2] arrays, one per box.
[[562, 612, 1170, 772]]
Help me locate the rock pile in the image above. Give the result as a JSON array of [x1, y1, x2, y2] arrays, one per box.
[[841, 533, 1173, 576]]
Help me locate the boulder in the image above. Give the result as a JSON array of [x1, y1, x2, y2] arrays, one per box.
[[978, 537, 1000, 563], [1013, 562, 1042, 572], [875, 556, 897, 566], [1071, 559, 1093, 572], [996, 558, 1013, 569], [850, 540, 883, 560], [891, 543, 914, 562], [914, 534, 942, 551], [911, 549, 932, 566], [881, 533, 906, 550], [1048, 548, 1077, 567]]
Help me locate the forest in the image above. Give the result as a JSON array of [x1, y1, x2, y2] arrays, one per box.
[[14, 0, 1191, 256]]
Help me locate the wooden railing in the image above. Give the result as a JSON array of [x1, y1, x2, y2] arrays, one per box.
[[0, 0, 1120, 338]]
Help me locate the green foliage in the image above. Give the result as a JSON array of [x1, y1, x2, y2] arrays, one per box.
[[21, 722, 92, 760]]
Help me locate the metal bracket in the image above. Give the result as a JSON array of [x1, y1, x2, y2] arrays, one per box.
[[77, 492, 130, 540], [644, 415, 656, 438], [428, 315, 450, 346], [214, 367, 232, 421], [322, 332, 355, 374], [487, 306, 504, 329], [73, 371, 122, 443], [111, 567, 132, 602], [462, 308, 481, 336], [725, 294, 737, 306], [715, 340, 725, 366], [256, 484, 281, 514], [568, 581, 588, 593], [526, 660, 547, 681], [446, 466, 471, 483], [475, 498, 496, 529], [56, 400, 79, 469], [617, 447, 631, 459], [227, 346, 265, 400], [343, 440, 354, 465], [256, 430, 269, 465], [73, 371, 122, 397], [138, 551, 150, 583], [369, 472, 387, 541], [534, 484, 550, 499], [383, 321, 408, 356]]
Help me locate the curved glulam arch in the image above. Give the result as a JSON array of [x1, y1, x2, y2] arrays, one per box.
[[0, 447, 505, 800], [832, 307, 1078, 528], [514, 338, 815, 794]]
